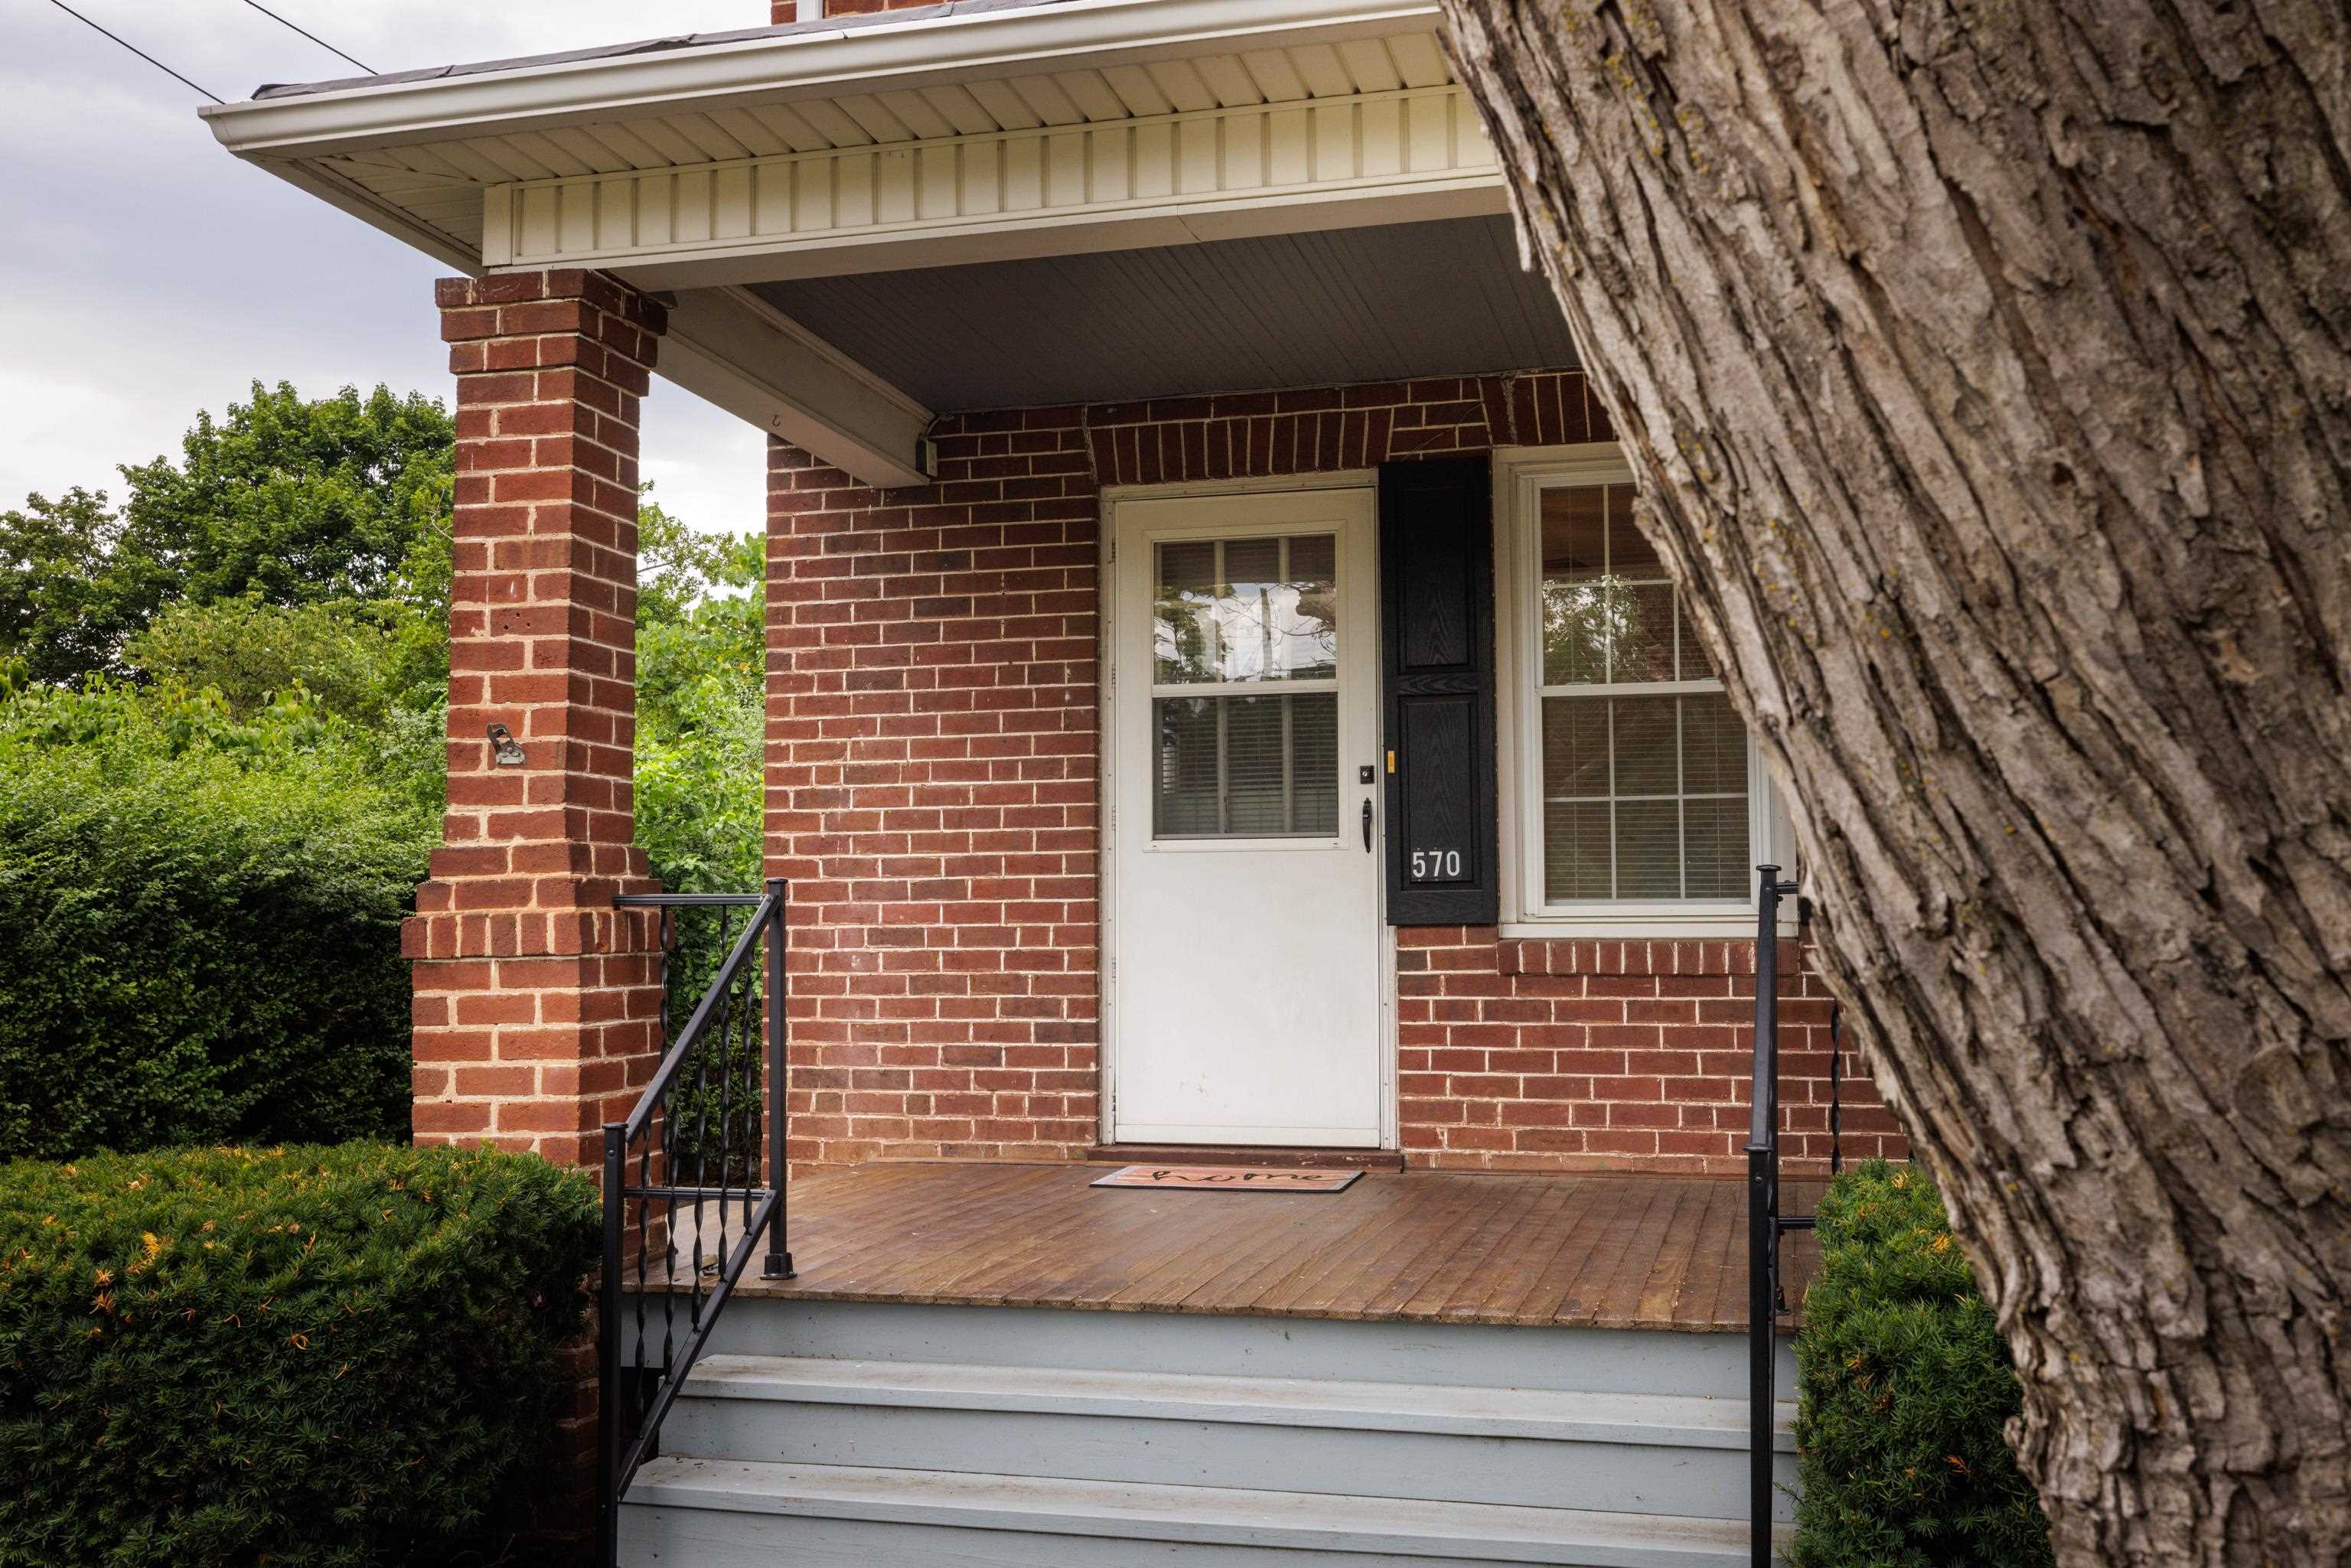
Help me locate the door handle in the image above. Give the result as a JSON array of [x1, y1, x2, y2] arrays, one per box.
[[1361, 798, 1373, 852]]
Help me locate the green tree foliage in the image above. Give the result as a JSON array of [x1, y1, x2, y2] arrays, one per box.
[[1792, 1160, 2054, 1568], [112, 382, 454, 614], [0, 1143, 598, 1567], [0, 488, 137, 686], [0, 685, 437, 1159], [629, 503, 767, 1093], [634, 500, 765, 897], [0, 383, 453, 684]]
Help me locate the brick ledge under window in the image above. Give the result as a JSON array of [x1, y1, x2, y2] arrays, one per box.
[[1493, 937, 1798, 980], [1498, 914, 1770, 944]]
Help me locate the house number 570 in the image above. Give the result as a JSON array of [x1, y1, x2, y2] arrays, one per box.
[[1410, 848, 1463, 880]]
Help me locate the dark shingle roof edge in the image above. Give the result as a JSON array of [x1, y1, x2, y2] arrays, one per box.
[[249, 0, 1065, 102]]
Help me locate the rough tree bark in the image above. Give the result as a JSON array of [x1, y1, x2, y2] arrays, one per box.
[[1436, 2, 2349, 1563]]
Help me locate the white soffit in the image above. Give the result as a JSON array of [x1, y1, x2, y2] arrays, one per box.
[[197, 0, 1510, 489], [199, 0, 1503, 285]]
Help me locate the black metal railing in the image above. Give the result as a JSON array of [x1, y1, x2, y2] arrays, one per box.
[[598, 883, 791, 1567], [1744, 863, 1842, 1566]]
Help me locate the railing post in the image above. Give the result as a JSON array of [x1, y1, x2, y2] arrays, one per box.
[[1746, 865, 1779, 1568], [1744, 864, 1803, 1565], [761, 879, 794, 1280], [598, 1121, 625, 1568]]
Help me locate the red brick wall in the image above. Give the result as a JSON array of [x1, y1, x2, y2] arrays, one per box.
[[765, 369, 1902, 1173], [1399, 932, 1900, 1174], [407, 269, 670, 1166]]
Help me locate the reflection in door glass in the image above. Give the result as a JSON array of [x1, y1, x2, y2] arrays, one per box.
[[1154, 535, 1337, 683]]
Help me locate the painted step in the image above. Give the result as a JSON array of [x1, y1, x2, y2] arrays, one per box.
[[620, 1457, 1791, 1568], [659, 1354, 1798, 1519], [697, 1297, 1799, 1397]]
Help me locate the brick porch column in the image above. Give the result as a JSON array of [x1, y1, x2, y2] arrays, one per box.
[[406, 269, 670, 1167]]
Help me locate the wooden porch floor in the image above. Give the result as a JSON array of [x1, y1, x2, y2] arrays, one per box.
[[712, 1162, 1818, 1332]]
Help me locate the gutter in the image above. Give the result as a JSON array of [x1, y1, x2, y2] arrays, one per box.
[[199, 0, 1445, 161]]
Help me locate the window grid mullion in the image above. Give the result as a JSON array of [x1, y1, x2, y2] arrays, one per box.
[[1538, 678, 1724, 699], [1215, 693, 1230, 836], [1154, 679, 1339, 699], [1280, 693, 1295, 833], [1599, 483, 1615, 687], [1605, 695, 1619, 900], [1675, 695, 1687, 899], [1211, 537, 1226, 679]]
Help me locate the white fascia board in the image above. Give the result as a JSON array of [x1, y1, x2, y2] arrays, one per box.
[[198, 0, 1444, 161], [657, 287, 934, 490]]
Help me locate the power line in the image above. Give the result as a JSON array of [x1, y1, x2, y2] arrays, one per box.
[[41, 0, 224, 103], [236, 0, 373, 74]]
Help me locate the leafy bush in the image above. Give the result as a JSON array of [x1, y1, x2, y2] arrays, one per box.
[[0, 1143, 597, 1568], [0, 684, 436, 1157], [1792, 1159, 2053, 1568], [633, 503, 763, 899]]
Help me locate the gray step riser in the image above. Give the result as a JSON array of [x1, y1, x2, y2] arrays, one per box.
[[657, 1394, 1797, 1521], [695, 1298, 1800, 1397], [622, 1504, 1750, 1568]]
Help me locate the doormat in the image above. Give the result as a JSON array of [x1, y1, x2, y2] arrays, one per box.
[[1091, 1165, 1362, 1192]]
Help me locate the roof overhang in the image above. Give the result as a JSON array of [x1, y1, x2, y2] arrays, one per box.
[[199, 0, 1514, 488]]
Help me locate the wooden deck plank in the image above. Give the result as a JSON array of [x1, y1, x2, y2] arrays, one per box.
[[1396, 1176, 1557, 1319], [712, 1162, 1771, 1332], [1006, 1176, 1277, 1310], [1483, 1177, 1622, 1326], [1673, 1178, 1736, 1331], [1632, 1180, 1708, 1328], [1241, 1172, 1498, 1319], [778, 1164, 1065, 1296], [1453, 1175, 1589, 1322], [1540, 1175, 1682, 1328], [1112, 1178, 1396, 1312]]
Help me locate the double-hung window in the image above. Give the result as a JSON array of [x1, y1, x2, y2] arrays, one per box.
[[1500, 447, 1785, 933]]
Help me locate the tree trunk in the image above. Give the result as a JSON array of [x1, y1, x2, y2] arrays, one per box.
[[1436, 2, 2350, 1562]]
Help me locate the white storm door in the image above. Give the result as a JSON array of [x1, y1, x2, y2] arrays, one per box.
[[1109, 487, 1384, 1147]]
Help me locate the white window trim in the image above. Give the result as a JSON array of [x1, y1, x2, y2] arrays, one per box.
[[1492, 445, 1795, 938]]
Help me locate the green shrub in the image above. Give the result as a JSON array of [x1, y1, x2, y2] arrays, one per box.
[[0, 683, 435, 1157], [0, 1143, 598, 1568], [1792, 1159, 2053, 1567]]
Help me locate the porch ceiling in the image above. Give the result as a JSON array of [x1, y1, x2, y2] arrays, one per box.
[[748, 214, 1579, 412], [198, 0, 1528, 489]]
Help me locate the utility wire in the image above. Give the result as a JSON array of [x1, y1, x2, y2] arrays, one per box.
[[236, 0, 373, 74], [41, 0, 223, 103]]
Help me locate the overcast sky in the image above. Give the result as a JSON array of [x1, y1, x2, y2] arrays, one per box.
[[1, 0, 768, 533]]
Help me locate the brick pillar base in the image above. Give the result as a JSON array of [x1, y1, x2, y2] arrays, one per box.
[[403, 268, 670, 1563]]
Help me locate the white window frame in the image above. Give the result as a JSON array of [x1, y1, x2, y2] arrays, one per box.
[[1493, 444, 1795, 937]]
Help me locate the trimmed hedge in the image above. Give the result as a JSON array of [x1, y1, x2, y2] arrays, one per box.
[[1792, 1159, 2053, 1567], [0, 1143, 598, 1567], [0, 683, 435, 1157]]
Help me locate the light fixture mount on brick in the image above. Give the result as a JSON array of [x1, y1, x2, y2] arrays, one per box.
[[485, 722, 526, 767]]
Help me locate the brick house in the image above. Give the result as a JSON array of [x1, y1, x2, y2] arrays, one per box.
[[205, 3, 1902, 1563]]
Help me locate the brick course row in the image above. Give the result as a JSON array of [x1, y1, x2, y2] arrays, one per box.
[[1398, 928, 1902, 1173], [765, 368, 1904, 1172], [409, 270, 672, 1168]]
